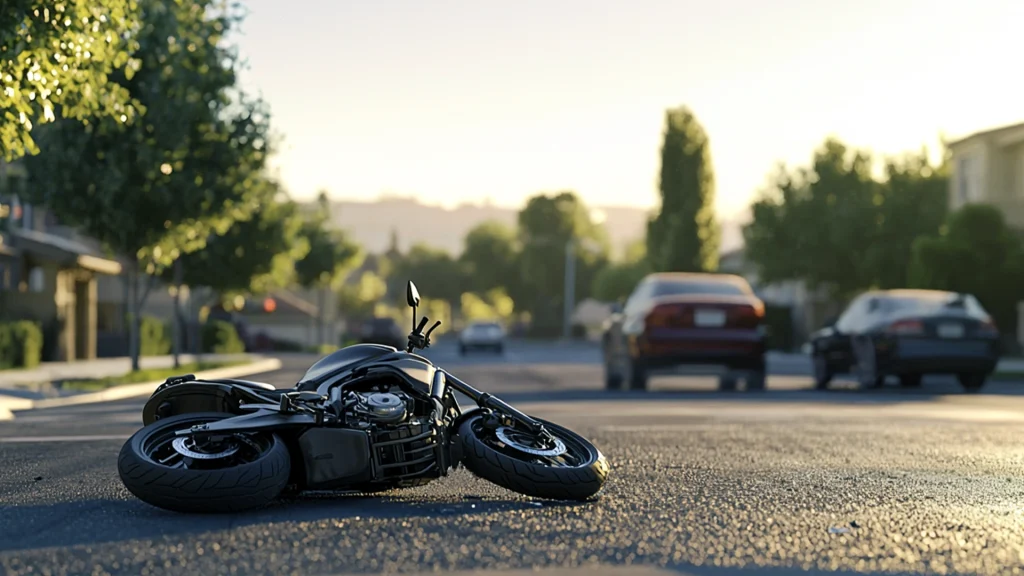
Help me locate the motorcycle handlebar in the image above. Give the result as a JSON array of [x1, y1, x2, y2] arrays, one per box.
[[415, 316, 429, 333]]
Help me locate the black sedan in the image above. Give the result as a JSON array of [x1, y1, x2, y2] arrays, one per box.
[[809, 289, 1000, 392]]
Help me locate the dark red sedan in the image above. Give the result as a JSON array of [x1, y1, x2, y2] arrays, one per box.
[[601, 272, 767, 392]]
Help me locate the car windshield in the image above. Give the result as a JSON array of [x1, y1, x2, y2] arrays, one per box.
[[652, 280, 747, 297]]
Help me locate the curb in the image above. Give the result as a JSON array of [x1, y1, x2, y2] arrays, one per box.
[[0, 357, 283, 420]]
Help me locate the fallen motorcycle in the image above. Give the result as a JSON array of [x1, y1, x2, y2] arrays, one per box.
[[117, 280, 610, 513]]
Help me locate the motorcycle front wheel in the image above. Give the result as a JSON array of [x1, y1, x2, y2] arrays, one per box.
[[458, 412, 609, 501], [118, 412, 291, 513]]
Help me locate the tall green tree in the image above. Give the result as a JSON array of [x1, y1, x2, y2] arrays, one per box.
[[295, 192, 364, 345], [459, 220, 521, 296], [390, 243, 465, 305], [647, 106, 720, 273], [909, 204, 1024, 331], [867, 148, 949, 289], [1, 0, 143, 159], [21, 0, 269, 370], [517, 191, 609, 333], [743, 138, 878, 301]]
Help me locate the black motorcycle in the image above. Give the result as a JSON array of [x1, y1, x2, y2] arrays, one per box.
[[117, 281, 610, 513]]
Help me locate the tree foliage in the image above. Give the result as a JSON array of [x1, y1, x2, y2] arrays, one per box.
[[294, 192, 363, 290], [909, 204, 1024, 330], [21, 0, 269, 273], [172, 180, 309, 297], [1, 0, 144, 160], [459, 220, 520, 295], [592, 239, 650, 302], [390, 243, 465, 304], [517, 191, 609, 325], [647, 106, 720, 273], [743, 139, 950, 300]]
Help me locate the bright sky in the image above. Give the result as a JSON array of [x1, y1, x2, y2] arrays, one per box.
[[234, 0, 1023, 220]]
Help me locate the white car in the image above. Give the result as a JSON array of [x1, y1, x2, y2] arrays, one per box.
[[459, 321, 506, 355]]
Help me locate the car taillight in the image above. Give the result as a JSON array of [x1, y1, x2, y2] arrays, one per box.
[[978, 320, 999, 337], [887, 319, 924, 335]]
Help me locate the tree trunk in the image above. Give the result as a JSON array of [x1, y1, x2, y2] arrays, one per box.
[[171, 260, 183, 369], [128, 268, 141, 372]]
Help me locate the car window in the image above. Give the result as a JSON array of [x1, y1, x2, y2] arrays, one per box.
[[651, 279, 748, 297], [883, 293, 990, 320], [835, 295, 870, 333]]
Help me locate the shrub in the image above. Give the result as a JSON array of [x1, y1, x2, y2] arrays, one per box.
[[201, 320, 245, 354], [0, 321, 43, 369], [139, 315, 172, 357]]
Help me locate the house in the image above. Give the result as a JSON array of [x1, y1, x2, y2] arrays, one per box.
[[948, 120, 1024, 224], [0, 162, 124, 362]]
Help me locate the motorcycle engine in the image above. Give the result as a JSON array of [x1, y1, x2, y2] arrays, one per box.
[[349, 388, 411, 426]]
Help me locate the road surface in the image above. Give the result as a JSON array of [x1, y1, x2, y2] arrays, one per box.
[[3, 341, 1024, 575]]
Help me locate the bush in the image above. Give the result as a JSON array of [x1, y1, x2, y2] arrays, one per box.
[[201, 320, 245, 354], [0, 321, 43, 369], [139, 315, 172, 357]]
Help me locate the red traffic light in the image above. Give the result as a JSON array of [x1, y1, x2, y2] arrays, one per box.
[[263, 298, 277, 313]]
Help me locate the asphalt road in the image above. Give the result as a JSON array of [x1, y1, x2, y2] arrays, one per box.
[[4, 341, 1024, 575]]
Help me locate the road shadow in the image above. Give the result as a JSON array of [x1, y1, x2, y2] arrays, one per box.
[[0, 492, 588, 552]]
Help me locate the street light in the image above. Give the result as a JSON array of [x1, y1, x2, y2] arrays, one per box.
[[563, 237, 603, 340]]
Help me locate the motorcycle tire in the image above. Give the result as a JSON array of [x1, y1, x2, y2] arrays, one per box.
[[458, 412, 609, 501], [118, 412, 291, 513]]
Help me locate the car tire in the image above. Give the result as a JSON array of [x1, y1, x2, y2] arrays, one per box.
[[627, 356, 648, 391], [494, 344, 504, 355], [812, 352, 833, 390], [718, 375, 738, 391], [747, 370, 766, 392], [899, 373, 923, 388], [604, 358, 623, 391], [958, 372, 987, 393]]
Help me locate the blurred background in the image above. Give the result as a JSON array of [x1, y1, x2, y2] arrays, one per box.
[[1, 0, 1022, 373]]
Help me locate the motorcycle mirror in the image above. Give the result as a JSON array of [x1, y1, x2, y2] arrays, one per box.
[[406, 281, 421, 308]]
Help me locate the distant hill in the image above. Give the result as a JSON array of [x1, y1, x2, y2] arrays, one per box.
[[320, 196, 744, 258]]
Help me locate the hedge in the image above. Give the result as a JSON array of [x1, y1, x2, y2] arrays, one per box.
[[0, 320, 44, 370], [201, 320, 245, 354]]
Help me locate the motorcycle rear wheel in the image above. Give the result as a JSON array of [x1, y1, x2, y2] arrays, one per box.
[[118, 412, 290, 513], [458, 412, 609, 501]]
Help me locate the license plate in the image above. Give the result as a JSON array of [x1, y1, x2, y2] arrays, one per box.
[[694, 309, 726, 327], [937, 323, 964, 338]]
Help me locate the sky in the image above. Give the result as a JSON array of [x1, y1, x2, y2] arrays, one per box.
[[233, 0, 1023, 221]]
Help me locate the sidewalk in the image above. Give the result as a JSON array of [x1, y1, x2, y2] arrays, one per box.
[[0, 353, 257, 392]]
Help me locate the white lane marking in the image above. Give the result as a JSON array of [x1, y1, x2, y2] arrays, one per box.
[[0, 434, 130, 443]]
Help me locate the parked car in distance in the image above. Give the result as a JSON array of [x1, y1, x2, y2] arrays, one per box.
[[601, 272, 767, 392], [358, 317, 406, 349], [808, 289, 1000, 392], [459, 321, 506, 355]]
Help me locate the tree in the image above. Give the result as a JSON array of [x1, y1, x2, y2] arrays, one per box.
[[592, 239, 650, 302], [517, 191, 609, 333], [1, 0, 143, 160], [294, 193, 364, 346], [460, 220, 521, 296], [20, 0, 269, 370], [389, 243, 465, 305], [337, 270, 388, 323], [909, 204, 1024, 331], [743, 138, 879, 301], [646, 106, 720, 273], [867, 148, 949, 289]]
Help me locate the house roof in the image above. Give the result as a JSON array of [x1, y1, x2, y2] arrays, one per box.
[[947, 120, 1024, 149], [10, 228, 122, 275]]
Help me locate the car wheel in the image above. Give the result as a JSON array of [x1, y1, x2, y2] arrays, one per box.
[[718, 374, 738, 391], [812, 353, 833, 390], [494, 344, 504, 355], [899, 373, 923, 388], [958, 372, 987, 393], [627, 356, 648, 391], [747, 370, 767, 392]]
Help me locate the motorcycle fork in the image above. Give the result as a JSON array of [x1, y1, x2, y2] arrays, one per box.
[[436, 370, 547, 436]]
